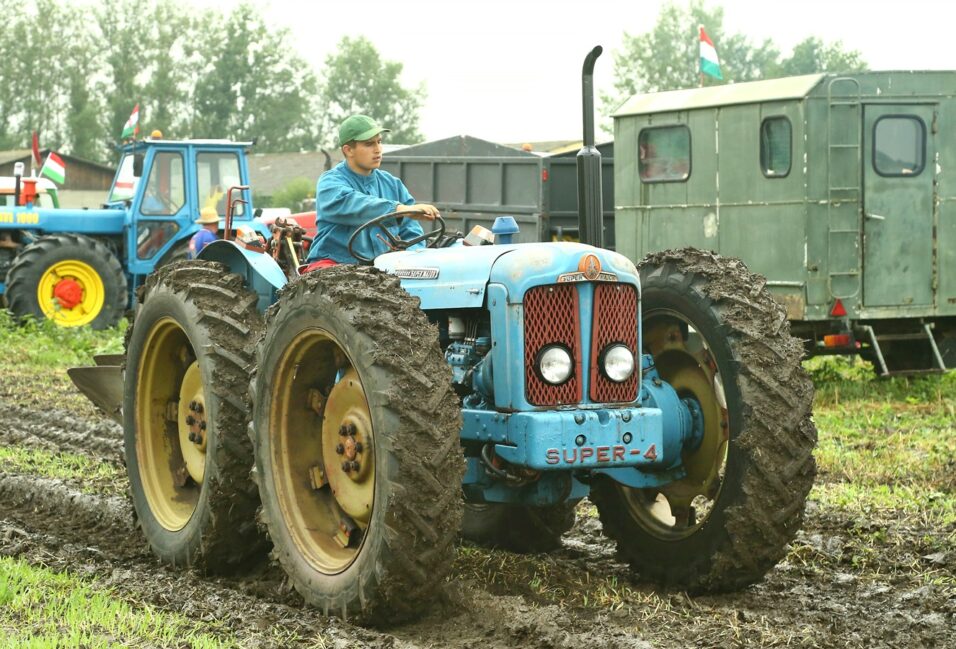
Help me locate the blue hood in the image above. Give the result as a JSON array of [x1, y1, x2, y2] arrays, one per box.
[[375, 242, 639, 309]]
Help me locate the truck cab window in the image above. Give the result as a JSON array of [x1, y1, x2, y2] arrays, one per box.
[[639, 126, 691, 182], [109, 154, 139, 202], [141, 152, 186, 215], [873, 116, 925, 177], [760, 117, 791, 177], [196, 152, 243, 217]]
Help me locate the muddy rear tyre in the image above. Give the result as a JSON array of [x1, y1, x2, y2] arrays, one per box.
[[252, 266, 462, 624], [461, 501, 577, 553], [590, 248, 816, 593], [6, 233, 126, 329], [124, 260, 266, 573]]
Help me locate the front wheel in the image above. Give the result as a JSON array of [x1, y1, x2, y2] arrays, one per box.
[[590, 248, 817, 593], [5, 233, 126, 329], [252, 266, 463, 624]]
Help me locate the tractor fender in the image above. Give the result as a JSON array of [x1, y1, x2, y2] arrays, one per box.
[[198, 239, 287, 313]]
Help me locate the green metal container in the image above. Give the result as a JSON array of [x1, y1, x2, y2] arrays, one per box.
[[613, 71, 956, 374]]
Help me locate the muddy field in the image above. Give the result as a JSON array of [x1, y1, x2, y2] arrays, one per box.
[[0, 370, 953, 648]]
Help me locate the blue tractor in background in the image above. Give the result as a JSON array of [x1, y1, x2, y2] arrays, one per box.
[[0, 137, 268, 328], [69, 49, 817, 624]]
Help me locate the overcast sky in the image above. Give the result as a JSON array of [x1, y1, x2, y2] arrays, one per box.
[[199, 0, 952, 144]]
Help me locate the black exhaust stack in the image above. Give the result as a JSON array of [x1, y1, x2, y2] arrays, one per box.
[[576, 45, 604, 248]]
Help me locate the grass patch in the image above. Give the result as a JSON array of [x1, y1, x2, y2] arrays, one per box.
[[0, 310, 125, 413], [0, 445, 123, 494], [0, 556, 236, 648]]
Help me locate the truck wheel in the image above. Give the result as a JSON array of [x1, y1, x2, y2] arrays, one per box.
[[252, 266, 462, 624], [5, 233, 126, 329], [124, 260, 267, 573], [590, 248, 816, 593], [461, 501, 577, 553]]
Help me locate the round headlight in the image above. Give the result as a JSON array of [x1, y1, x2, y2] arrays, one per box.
[[602, 344, 635, 383], [538, 345, 573, 385]]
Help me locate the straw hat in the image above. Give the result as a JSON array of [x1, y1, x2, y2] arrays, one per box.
[[196, 207, 219, 225]]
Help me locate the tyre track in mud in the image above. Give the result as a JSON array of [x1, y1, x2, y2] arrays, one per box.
[[0, 404, 123, 463]]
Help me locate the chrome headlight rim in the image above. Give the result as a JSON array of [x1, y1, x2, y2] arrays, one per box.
[[535, 344, 574, 386], [600, 343, 636, 383]]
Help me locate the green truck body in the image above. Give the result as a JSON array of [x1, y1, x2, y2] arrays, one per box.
[[613, 71, 956, 373]]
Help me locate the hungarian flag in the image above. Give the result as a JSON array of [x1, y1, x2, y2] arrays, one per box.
[[40, 152, 65, 184], [699, 26, 723, 80], [121, 104, 140, 139]]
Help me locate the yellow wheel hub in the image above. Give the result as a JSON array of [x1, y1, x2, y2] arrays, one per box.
[[178, 362, 208, 485], [270, 328, 374, 574], [37, 260, 105, 327], [135, 317, 200, 532], [621, 311, 729, 537]]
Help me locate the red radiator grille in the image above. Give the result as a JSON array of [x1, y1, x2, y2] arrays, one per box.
[[590, 283, 639, 403], [524, 284, 581, 405]]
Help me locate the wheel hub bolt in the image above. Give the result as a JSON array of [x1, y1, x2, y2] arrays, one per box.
[[339, 425, 348, 436], [346, 423, 357, 436], [200, 421, 207, 431], [186, 415, 196, 425], [188, 432, 197, 443], [354, 442, 363, 453], [342, 461, 352, 473], [195, 435, 203, 445], [335, 443, 345, 455], [350, 461, 360, 472], [194, 402, 204, 414], [189, 400, 198, 411]]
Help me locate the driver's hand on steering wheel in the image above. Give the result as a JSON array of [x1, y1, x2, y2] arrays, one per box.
[[396, 203, 441, 220]]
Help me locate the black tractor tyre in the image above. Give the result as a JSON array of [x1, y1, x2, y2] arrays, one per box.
[[461, 501, 578, 553], [5, 233, 127, 329], [251, 266, 463, 625], [124, 260, 267, 573], [589, 248, 817, 594]]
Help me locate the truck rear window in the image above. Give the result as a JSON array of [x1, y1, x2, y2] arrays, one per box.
[[639, 126, 690, 183], [873, 116, 925, 177]]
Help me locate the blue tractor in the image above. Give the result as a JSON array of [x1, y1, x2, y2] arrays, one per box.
[[0, 137, 268, 328], [69, 49, 816, 624]]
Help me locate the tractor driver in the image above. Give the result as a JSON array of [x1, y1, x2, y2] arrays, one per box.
[[302, 115, 440, 270]]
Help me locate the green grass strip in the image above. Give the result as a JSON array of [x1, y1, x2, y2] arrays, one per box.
[[0, 556, 237, 648], [0, 445, 122, 494]]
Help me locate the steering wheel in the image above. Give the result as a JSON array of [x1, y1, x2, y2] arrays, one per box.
[[347, 209, 446, 264]]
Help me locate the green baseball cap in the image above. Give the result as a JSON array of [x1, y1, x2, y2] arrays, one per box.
[[338, 114, 390, 146]]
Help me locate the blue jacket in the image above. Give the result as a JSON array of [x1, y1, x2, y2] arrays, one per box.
[[306, 162, 425, 263]]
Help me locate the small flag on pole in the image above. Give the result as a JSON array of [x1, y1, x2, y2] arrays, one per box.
[[699, 26, 723, 81], [40, 152, 66, 184], [121, 104, 140, 139]]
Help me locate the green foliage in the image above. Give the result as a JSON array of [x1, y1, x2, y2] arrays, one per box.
[[0, 0, 330, 161], [0, 557, 238, 647], [318, 36, 425, 146], [775, 37, 868, 76], [268, 177, 315, 211], [0, 309, 124, 368], [603, 1, 868, 127]]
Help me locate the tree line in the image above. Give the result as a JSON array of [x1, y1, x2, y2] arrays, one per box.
[[603, 1, 868, 122], [1, 0, 867, 165], [0, 0, 424, 163]]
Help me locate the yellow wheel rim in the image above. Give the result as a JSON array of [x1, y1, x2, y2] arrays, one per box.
[[135, 317, 201, 531], [270, 328, 374, 574], [36, 260, 105, 327], [620, 309, 729, 539]]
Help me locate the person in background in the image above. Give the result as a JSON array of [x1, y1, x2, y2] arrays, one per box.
[[303, 114, 441, 270], [188, 207, 220, 259]]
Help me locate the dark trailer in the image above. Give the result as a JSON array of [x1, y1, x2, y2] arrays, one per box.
[[382, 135, 615, 248]]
